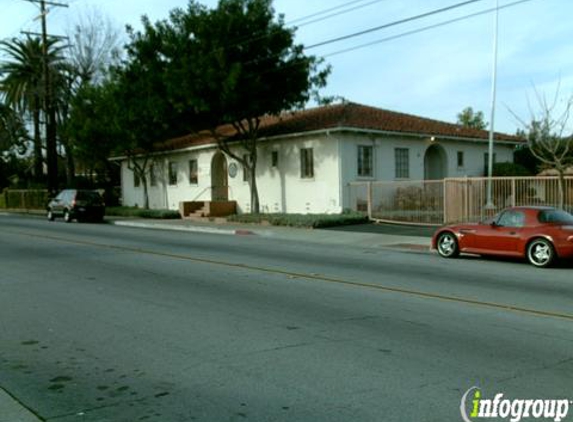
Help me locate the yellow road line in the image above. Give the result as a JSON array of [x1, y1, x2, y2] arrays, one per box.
[[5, 228, 573, 322]]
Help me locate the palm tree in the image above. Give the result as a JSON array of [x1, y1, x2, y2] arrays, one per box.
[[0, 36, 66, 182]]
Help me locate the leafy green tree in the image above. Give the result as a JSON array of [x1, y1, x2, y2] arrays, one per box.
[[457, 106, 488, 130], [128, 0, 330, 212], [63, 81, 118, 185]]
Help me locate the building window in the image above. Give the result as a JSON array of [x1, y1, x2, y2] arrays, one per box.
[[484, 152, 497, 174], [358, 145, 373, 177], [168, 162, 178, 186], [133, 171, 140, 188], [150, 164, 157, 186], [395, 148, 409, 179], [243, 154, 251, 182], [271, 151, 279, 168], [457, 151, 464, 168], [189, 159, 198, 184], [300, 148, 314, 179]]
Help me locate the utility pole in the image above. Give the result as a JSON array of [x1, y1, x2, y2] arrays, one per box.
[[485, 0, 499, 210], [24, 0, 68, 195]]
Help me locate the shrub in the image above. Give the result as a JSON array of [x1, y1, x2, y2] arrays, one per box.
[[106, 206, 181, 219], [492, 162, 532, 176], [227, 212, 368, 228]]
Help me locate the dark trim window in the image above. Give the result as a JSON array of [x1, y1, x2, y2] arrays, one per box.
[[457, 151, 464, 168], [271, 151, 279, 168], [189, 159, 198, 184], [484, 152, 497, 173], [133, 171, 140, 188], [168, 162, 178, 186], [358, 145, 373, 177], [150, 164, 157, 186], [243, 154, 251, 182], [300, 148, 314, 179], [395, 148, 409, 179]]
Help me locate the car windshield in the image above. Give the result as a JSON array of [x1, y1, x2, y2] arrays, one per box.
[[538, 209, 573, 224]]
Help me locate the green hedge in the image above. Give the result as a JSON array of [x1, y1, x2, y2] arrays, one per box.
[[227, 212, 368, 228], [106, 206, 181, 219]]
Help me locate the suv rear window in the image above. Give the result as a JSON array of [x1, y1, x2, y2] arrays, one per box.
[[538, 209, 573, 224], [76, 191, 102, 202]]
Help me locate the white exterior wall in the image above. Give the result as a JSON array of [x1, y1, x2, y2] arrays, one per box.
[[120, 135, 342, 214], [338, 132, 515, 209], [119, 130, 516, 214]]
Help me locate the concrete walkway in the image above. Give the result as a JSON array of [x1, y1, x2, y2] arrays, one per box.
[[0, 388, 42, 422], [109, 218, 432, 251]]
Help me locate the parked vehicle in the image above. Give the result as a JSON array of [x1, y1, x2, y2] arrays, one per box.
[[432, 206, 573, 268], [47, 189, 105, 223]]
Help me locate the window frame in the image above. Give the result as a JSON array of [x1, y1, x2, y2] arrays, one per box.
[[189, 159, 198, 185], [394, 148, 410, 179], [168, 161, 178, 186], [357, 145, 374, 177], [300, 148, 314, 179], [149, 164, 157, 187]]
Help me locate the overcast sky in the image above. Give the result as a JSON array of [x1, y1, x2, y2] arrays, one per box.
[[1, 0, 572, 134]]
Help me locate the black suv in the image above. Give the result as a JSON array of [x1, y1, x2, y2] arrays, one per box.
[[47, 189, 105, 223]]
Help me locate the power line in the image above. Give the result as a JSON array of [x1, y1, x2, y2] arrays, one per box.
[[306, 0, 485, 50], [322, 0, 533, 58], [288, 0, 378, 25], [220, 0, 393, 53], [294, 0, 389, 28]]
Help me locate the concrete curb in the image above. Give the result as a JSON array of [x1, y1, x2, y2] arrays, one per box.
[[111, 220, 256, 236], [0, 388, 43, 422]]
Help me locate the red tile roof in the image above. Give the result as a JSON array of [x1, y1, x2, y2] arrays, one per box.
[[157, 102, 523, 152]]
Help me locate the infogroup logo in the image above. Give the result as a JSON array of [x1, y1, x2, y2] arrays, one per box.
[[460, 387, 571, 422]]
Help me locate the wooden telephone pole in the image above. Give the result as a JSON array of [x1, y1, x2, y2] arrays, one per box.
[[23, 0, 68, 194]]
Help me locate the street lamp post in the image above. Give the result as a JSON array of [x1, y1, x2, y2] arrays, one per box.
[[486, 0, 499, 210]]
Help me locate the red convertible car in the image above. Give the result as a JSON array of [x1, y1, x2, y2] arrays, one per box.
[[432, 206, 573, 267]]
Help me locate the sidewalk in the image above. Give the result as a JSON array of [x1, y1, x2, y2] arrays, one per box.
[[109, 217, 432, 251], [0, 388, 42, 422], [1, 209, 433, 252]]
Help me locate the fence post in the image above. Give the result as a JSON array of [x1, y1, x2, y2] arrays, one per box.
[[367, 181, 372, 219], [511, 178, 516, 207], [443, 179, 447, 224]]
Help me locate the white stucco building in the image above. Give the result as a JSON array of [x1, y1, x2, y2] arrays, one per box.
[[115, 102, 522, 214]]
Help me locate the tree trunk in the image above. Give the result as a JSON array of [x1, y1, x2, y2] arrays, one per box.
[[248, 151, 259, 214], [142, 174, 150, 210], [557, 168, 566, 210], [32, 105, 42, 182], [250, 167, 260, 214], [63, 141, 75, 186]]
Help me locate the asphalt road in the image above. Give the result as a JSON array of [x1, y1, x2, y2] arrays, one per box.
[[1, 214, 572, 422]]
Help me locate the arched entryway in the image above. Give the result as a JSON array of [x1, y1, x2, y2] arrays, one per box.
[[211, 152, 228, 200], [424, 144, 447, 180]]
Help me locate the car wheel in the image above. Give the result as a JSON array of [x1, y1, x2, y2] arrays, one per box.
[[527, 238, 555, 268], [436, 232, 459, 258], [47, 209, 54, 221], [63, 209, 72, 223]]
